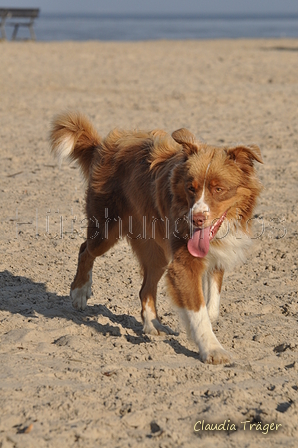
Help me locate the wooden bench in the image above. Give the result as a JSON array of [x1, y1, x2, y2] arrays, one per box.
[[0, 8, 39, 41]]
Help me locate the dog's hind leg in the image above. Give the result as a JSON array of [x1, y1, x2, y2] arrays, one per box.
[[71, 240, 95, 311], [130, 239, 175, 335], [71, 218, 120, 311]]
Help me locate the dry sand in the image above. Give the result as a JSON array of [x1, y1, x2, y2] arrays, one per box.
[[0, 39, 298, 447]]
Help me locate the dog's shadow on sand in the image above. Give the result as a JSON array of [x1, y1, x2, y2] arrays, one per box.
[[0, 270, 200, 360]]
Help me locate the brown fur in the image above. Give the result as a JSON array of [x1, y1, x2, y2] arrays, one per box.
[[50, 111, 101, 179], [50, 111, 263, 364]]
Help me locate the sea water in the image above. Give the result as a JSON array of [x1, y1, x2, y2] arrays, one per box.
[[10, 13, 298, 41]]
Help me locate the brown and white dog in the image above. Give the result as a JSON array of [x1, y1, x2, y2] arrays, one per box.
[[50, 112, 263, 364]]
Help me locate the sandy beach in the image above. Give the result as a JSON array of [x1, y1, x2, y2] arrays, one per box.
[[0, 38, 298, 447]]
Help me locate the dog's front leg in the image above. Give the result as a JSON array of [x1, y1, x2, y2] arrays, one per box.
[[181, 305, 230, 364], [203, 269, 224, 323], [167, 251, 230, 365]]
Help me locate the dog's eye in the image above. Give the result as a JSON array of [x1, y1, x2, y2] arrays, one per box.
[[188, 185, 196, 193], [215, 187, 223, 193]]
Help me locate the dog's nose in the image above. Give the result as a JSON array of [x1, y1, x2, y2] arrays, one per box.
[[192, 213, 207, 227]]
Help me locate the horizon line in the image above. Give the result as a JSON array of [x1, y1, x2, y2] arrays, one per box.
[[39, 12, 298, 20]]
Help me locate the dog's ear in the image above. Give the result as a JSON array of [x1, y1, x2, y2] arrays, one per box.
[[172, 128, 196, 144], [171, 128, 198, 155], [227, 144, 263, 171]]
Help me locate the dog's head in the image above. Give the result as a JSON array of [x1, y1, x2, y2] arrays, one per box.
[[167, 129, 263, 257]]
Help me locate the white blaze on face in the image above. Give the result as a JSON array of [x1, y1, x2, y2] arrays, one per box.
[[189, 162, 211, 223]]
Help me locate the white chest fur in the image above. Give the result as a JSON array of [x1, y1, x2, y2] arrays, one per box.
[[206, 223, 252, 272]]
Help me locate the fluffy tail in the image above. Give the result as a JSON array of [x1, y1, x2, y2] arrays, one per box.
[[49, 111, 101, 179]]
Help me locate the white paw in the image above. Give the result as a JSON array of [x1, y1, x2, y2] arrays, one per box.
[[71, 284, 92, 312], [71, 271, 92, 311], [143, 318, 159, 335], [200, 347, 231, 365], [143, 318, 177, 336]]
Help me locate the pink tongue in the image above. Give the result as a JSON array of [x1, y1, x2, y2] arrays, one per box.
[[187, 227, 210, 258]]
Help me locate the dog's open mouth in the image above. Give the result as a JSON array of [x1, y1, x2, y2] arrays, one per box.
[[187, 212, 227, 258]]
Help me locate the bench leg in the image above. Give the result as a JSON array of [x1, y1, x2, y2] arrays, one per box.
[[29, 24, 36, 40], [0, 21, 6, 40], [12, 24, 19, 40]]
